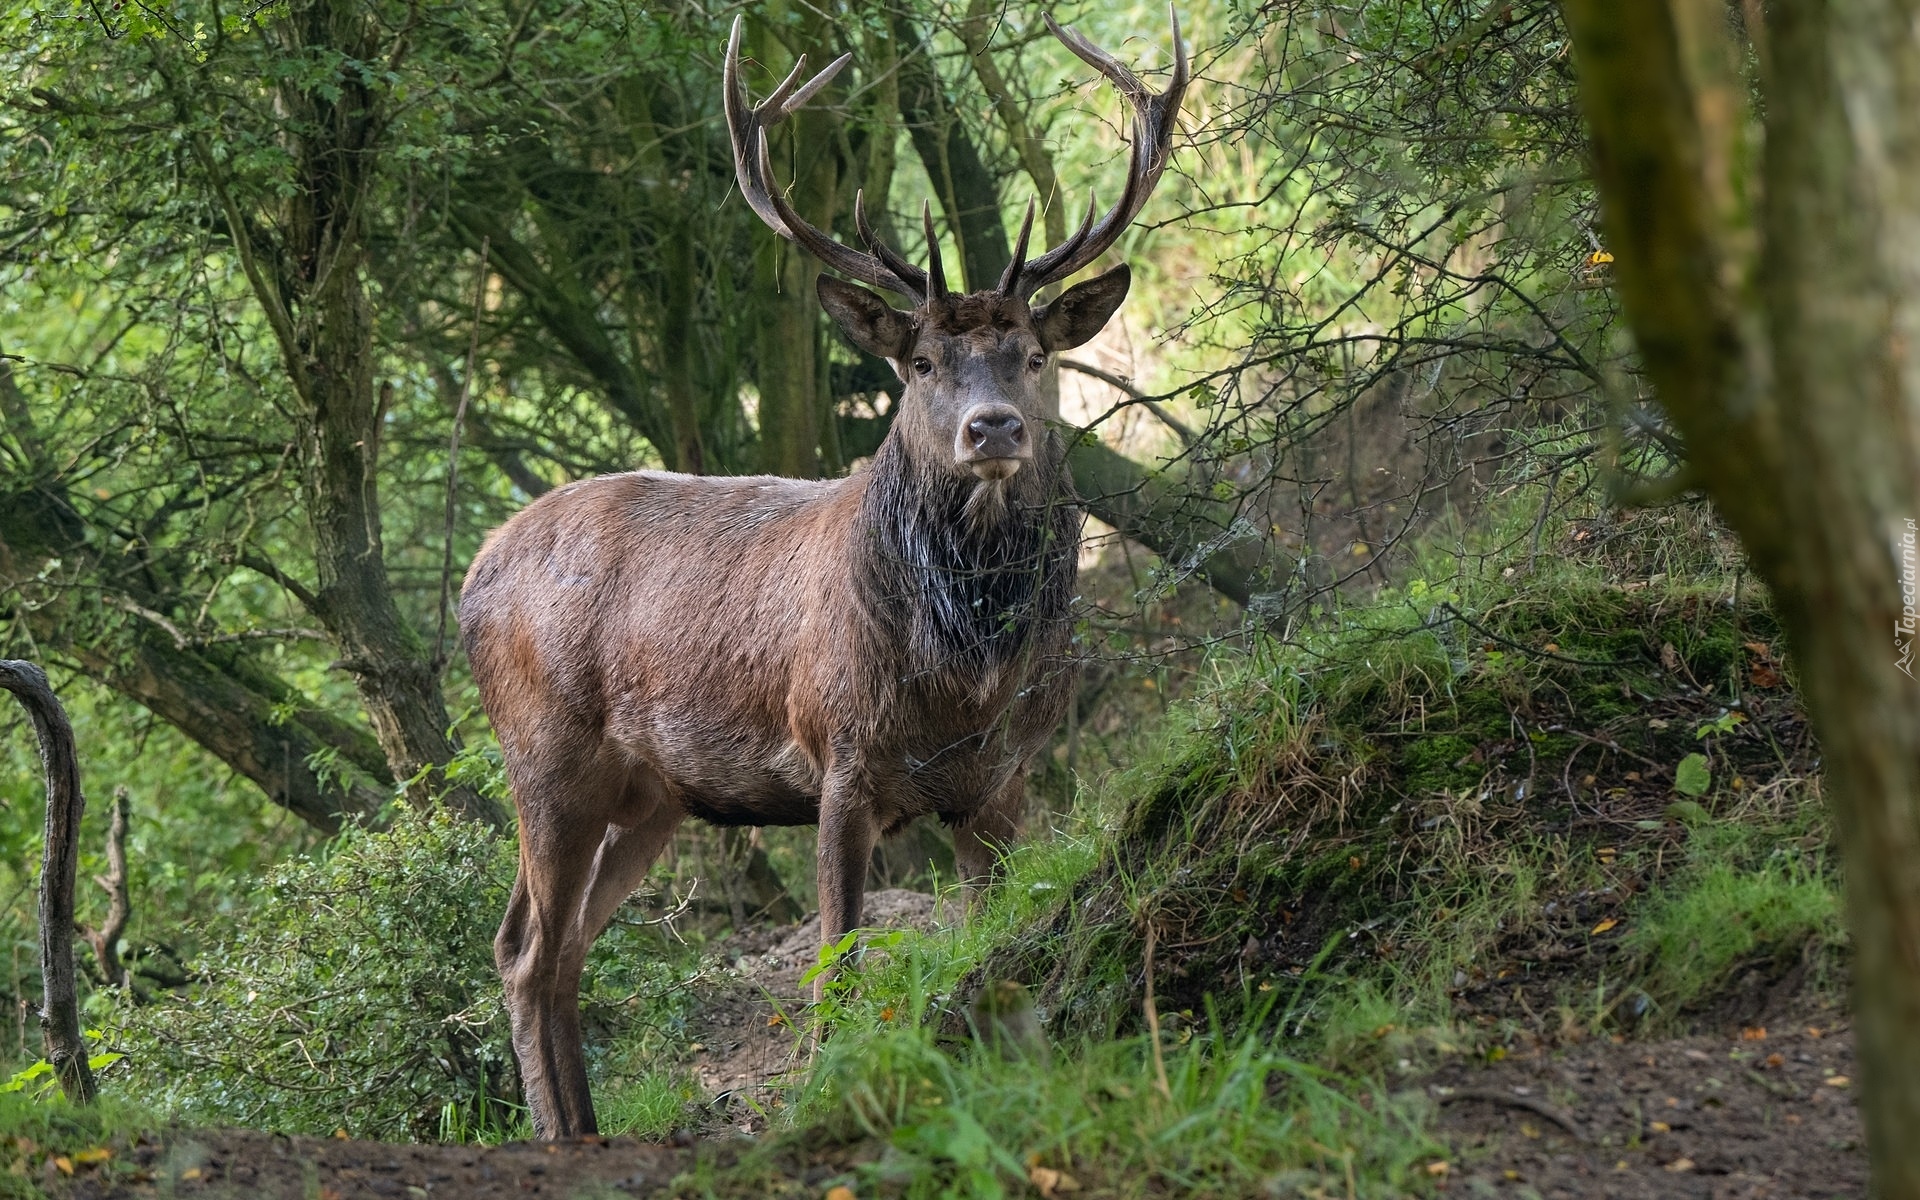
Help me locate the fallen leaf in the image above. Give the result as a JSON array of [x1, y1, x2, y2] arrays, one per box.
[[1028, 1166, 1081, 1195], [1666, 1158, 1696, 1173], [1595, 846, 1617, 864], [72, 1147, 111, 1165], [1506, 1168, 1523, 1180], [1741, 1027, 1768, 1041], [826, 1187, 857, 1200], [768, 1013, 788, 1027], [333, 1128, 349, 1140], [879, 1006, 896, 1022], [1808, 1026, 1824, 1038], [1749, 663, 1782, 688], [1647, 718, 1670, 730], [1589, 249, 1614, 265], [1371, 1024, 1396, 1038], [320, 1188, 344, 1200], [1743, 641, 1771, 657], [1424, 1161, 1451, 1177], [53, 1157, 73, 1177], [1543, 642, 1560, 653], [1348, 855, 1363, 871], [1591, 918, 1619, 935], [1826, 1075, 1851, 1087], [1660, 643, 1681, 672], [1520, 1122, 1540, 1139], [1765, 1053, 1786, 1068], [179, 1166, 202, 1181], [1650, 1121, 1671, 1133]]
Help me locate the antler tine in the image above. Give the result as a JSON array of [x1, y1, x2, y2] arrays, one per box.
[[921, 201, 949, 302], [854, 190, 929, 295], [723, 15, 924, 301], [1006, 7, 1191, 299], [996, 199, 1037, 295]]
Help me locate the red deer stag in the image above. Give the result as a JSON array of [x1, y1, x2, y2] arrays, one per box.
[[462, 9, 1187, 1139]]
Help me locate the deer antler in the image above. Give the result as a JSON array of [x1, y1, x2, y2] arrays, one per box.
[[723, 9, 1188, 306], [723, 16, 930, 302], [1002, 6, 1190, 300]]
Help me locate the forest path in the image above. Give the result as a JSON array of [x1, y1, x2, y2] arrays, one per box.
[[45, 1021, 1865, 1198], [1430, 1021, 1865, 1197], [682, 888, 947, 1125]]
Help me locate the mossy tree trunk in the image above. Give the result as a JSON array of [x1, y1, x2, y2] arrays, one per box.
[[1562, 2, 1920, 1191], [0, 662, 95, 1104], [181, 0, 503, 827], [751, 8, 844, 480]]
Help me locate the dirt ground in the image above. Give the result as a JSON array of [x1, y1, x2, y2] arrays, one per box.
[[685, 888, 945, 1127], [1428, 1021, 1866, 1198], [36, 891, 1868, 1199]]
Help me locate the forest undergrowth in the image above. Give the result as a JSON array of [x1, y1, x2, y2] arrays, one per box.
[[0, 496, 1849, 1198]]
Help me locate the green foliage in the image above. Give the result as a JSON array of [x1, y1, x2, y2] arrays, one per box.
[[110, 806, 522, 1141], [2, 1031, 123, 1100]]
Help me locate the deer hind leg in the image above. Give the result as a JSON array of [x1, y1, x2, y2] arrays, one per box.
[[953, 768, 1027, 905], [496, 762, 678, 1140]]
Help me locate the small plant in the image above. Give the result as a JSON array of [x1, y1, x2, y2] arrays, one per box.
[[1, 1032, 124, 1101], [109, 806, 522, 1141]]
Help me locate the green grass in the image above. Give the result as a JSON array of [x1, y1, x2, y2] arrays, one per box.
[[597, 1069, 703, 1140], [1624, 791, 1842, 1022], [0, 1090, 160, 1199], [762, 982, 1441, 1199]]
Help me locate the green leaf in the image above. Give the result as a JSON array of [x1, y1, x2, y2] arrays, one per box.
[[1674, 753, 1712, 797]]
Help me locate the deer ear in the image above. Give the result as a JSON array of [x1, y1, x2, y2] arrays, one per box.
[[1033, 265, 1131, 352], [818, 276, 914, 361]]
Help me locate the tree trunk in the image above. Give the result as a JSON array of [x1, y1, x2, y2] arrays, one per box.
[[0, 661, 95, 1104], [237, 0, 503, 826], [82, 787, 131, 989], [1563, 2, 1920, 1190], [894, 12, 1012, 292], [751, 10, 842, 479]]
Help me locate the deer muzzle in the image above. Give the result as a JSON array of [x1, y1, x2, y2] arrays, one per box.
[[960, 405, 1031, 480]]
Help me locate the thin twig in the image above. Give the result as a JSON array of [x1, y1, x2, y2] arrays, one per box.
[[1436, 1087, 1584, 1139], [435, 236, 490, 677], [1142, 918, 1172, 1100], [1060, 357, 1196, 445]]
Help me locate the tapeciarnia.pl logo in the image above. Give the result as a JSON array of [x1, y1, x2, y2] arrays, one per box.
[[1899, 518, 1918, 679]]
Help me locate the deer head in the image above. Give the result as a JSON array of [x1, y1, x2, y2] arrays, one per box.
[[724, 10, 1188, 484]]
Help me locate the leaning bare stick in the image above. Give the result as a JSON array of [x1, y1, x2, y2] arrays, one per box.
[[0, 660, 96, 1104], [462, 9, 1186, 1139]]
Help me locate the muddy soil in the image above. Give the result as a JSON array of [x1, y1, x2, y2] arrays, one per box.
[[1429, 1021, 1866, 1198]]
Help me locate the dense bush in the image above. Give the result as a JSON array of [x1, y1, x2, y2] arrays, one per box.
[[110, 807, 522, 1141]]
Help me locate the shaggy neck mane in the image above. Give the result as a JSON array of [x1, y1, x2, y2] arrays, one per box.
[[858, 434, 1076, 677]]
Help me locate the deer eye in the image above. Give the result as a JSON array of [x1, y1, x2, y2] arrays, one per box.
[[1027, 353, 1046, 371], [913, 357, 934, 377]]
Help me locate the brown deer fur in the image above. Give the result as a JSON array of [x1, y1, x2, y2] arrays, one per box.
[[463, 273, 1128, 1138], [465, 9, 1186, 1139]]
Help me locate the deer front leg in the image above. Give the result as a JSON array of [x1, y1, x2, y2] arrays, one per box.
[[814, 773, 878, 1004]]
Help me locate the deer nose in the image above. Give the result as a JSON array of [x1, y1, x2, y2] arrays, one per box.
[[968, 411, 1026, 451]]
